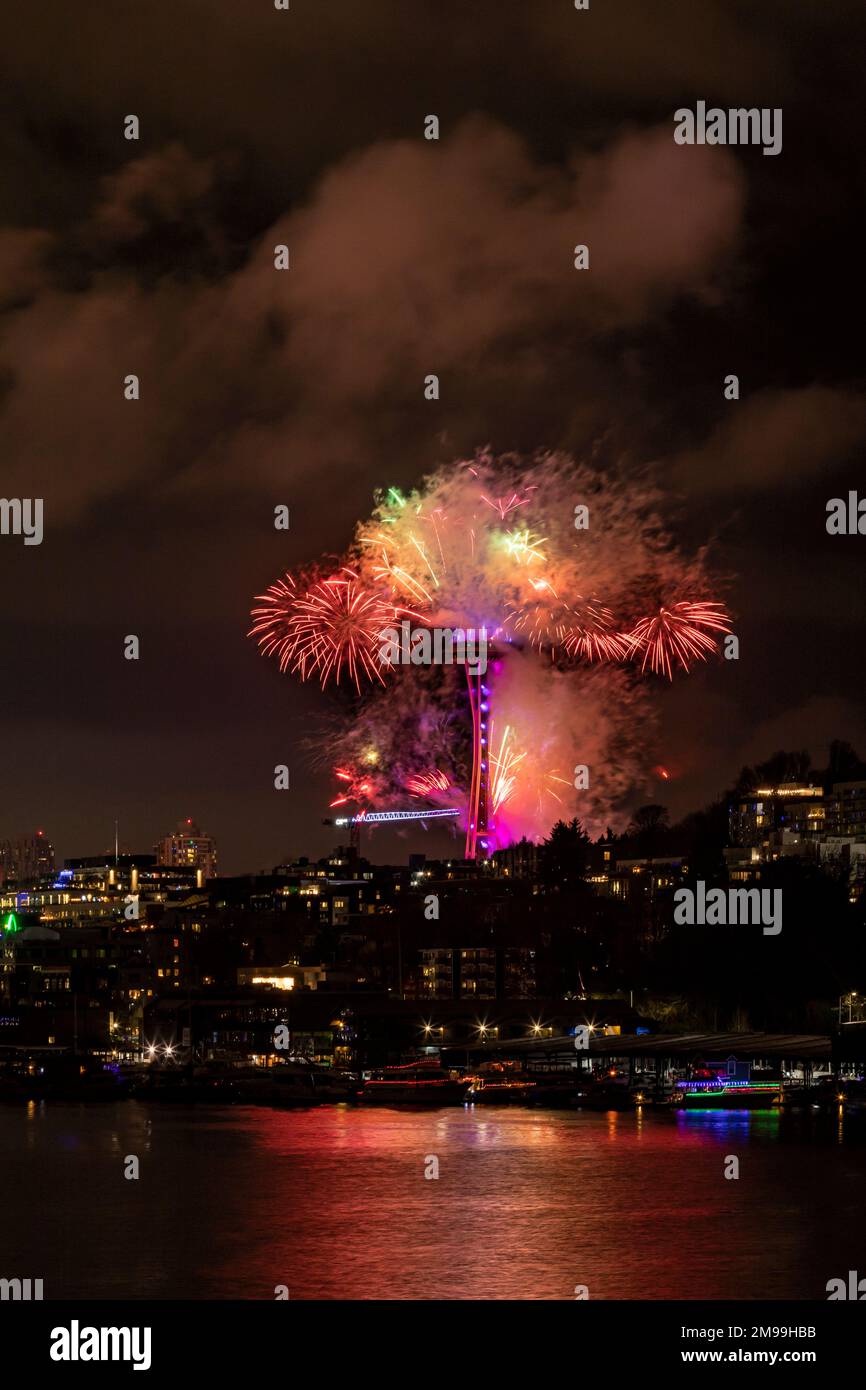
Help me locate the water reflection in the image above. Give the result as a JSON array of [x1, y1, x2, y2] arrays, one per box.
[[0, 1101, 863, 1299]]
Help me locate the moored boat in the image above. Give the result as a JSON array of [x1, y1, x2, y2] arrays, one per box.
[[838, 1079, 866, 1113], [675, 1079, 782, 1108], [527, 1074, 584, 1108], [232, 1061, 356, 1107], [675, 1057, 781, 1108], [0, 1054, 130, 1103], [580, 1078, 639, 1110], [775, 1077, 842, 1110], [359, 1060, 470, 1106], [466, 1060, 536, 1105]]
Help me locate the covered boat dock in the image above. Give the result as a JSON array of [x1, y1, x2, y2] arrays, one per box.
[[450, 1030, 836, 1075]]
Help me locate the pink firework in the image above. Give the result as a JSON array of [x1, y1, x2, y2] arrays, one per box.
[[405, 768, 452, 797], [250, 452, 734, 857], [478, 487, 538, 521], [250, 569, 418, 693], [623, 601, 731, 679]]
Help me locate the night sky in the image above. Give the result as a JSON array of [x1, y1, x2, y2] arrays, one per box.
[[1, 0, 864, 872]]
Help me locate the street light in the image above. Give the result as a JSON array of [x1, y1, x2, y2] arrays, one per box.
[[838, 992, 860, 1025]]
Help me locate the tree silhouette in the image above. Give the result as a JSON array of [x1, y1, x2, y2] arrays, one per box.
[[823, 739, 866, 786], [733, 749, 812, 795], [539, 818, 592, 887], [625, 804, 671, 856]]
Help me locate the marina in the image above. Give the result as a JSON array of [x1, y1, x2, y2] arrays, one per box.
[[2, 1030, 863, 1113]]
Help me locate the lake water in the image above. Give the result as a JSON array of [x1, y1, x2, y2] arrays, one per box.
[[3, 1100, 864, 1300]]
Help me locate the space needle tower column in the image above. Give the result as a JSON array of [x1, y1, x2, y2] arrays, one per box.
[[464, 649, 494, 862]]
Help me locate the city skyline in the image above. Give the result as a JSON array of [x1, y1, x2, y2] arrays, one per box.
[[1, 0, 865, 1331], [3, 733, 865, 878]]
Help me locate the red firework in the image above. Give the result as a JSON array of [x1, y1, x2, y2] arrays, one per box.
[[505, 589, 629, 663], [623, 601, 732, 679], [249, 569, 416, 692], [329, 765, 376, 808], [405, 769, 452, 797], [562, 601, 631, 663]]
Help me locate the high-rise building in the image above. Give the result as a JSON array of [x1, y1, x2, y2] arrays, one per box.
[[728, 784, 825, 847], [154, 818, 217, 879], [826, 781, 866, 839], [0, 830, 55, 885]]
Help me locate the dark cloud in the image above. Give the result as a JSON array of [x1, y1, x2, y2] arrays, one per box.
[[0, 2, 863, 870], [0, 120, 745, 519], [670, 387, 866, 494]]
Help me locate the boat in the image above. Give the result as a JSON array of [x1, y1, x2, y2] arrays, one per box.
[[359, 1060, 471, 1106], [580, 1077, 640, 1111], [130, 1064, 230, 1104], [466, 1062, 536, 1105], [131, 1058, 356, 1107], [838, 1079, 866, 1113], [0, 1054, 130, 1103], [675, 1079, 782, 1108], [675, 1057, 781, 1108], [232, 1060, 356, 1107], [526, 1073, 585, 1108], [776, 1077, 842, 1110]]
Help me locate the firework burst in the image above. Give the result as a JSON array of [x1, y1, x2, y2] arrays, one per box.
[[622, 601, 731, 679], [489, 723, 527, 813], [329, 765, 378, 810], [503, 582, 573, 657], [249, 568, 421, 693], [250, 452, 733, 853], [405, 768, 452, 797], [564, 608, 631, 663]]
